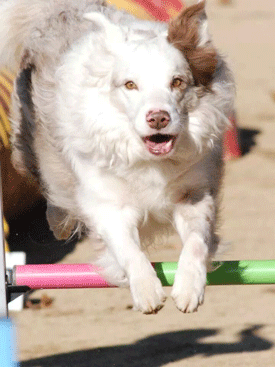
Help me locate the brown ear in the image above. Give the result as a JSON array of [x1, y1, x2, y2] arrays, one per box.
[[167, 1, 218, 87]]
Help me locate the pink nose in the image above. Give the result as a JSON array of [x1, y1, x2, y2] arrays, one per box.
[[146, 110, 170, 130]]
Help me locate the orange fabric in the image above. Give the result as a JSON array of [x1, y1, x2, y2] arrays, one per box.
[[107, 0, 185, 21]]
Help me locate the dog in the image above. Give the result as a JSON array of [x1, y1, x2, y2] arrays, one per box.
[[0, 0, 234, 313]]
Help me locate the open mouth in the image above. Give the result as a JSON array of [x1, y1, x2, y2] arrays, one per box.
[[142, 134, 177, 156]]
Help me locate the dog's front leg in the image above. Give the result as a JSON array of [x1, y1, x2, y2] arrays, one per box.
[[83, 202, 166, 314], [172, 192, 216, 313]]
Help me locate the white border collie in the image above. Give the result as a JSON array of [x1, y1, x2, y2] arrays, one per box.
[[0, 0, 234, 313]]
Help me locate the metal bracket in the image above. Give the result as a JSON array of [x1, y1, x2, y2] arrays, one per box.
[[6, 284, 30, 303], [6, 267, 30, 303]]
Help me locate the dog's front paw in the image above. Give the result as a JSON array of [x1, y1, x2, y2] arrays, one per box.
[[130, 274, 166, 314], [95, 248, 129, 287], [171, 264, 206, 313]]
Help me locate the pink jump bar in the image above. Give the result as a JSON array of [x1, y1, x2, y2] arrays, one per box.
[[14, 264, 112, 289]]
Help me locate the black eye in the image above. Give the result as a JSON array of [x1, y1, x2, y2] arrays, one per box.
[[171, 77, 186, 89], [125, 81, 138, 90]]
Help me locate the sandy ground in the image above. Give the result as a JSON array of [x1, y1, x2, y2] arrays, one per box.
[[10, 0, 275, 366]]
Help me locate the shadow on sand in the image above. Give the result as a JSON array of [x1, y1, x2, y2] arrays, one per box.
[[7, 199, 78, 264], [21, 325, 272, 367], [238, 127, 261, 156]]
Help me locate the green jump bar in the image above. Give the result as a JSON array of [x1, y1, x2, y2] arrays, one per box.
[[154, 260, 275, 286]]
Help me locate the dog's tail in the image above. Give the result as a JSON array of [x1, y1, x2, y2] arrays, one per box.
[[0, 0, 46, 69], [0, 0, 106, 70]]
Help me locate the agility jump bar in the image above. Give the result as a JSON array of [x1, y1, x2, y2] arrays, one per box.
[[11, 260, 275, 289]]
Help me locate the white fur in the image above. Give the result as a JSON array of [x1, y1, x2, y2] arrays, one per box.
[[0, 0, 234, 313]]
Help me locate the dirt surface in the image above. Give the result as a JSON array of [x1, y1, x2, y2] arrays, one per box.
[[11, 0, 275, 366]]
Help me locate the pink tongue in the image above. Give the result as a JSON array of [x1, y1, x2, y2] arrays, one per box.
[[144, 139, 173, 155]]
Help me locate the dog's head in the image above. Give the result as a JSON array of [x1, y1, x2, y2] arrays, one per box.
[[80, 1, 233, 161]]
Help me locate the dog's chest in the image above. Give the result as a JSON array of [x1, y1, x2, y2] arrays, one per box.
[[124, 162, 181, 213]]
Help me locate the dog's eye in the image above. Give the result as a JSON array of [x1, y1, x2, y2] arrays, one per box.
[[125, 81, 138, 90], [171, 78, 186, 89]]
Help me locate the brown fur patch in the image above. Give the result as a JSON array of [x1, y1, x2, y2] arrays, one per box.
[[20, 49, 33, 69], [180, 189, 206, 204], [14, 66, 39, 178], [167, 1, 218, 87]]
